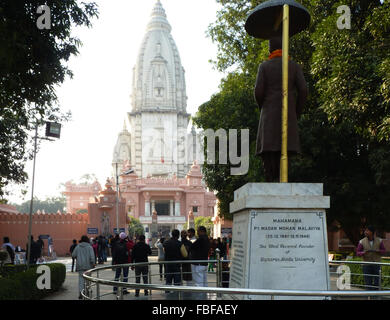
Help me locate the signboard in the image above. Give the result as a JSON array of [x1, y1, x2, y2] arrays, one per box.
[[87, 228, 98, 235], [229, 212, 249, 291], [113, 228, 126, 234], [45, 122, 61, 138], [230, 209, 330, 300], [38, 234, 50, 239], [221, 228, 232, 236]]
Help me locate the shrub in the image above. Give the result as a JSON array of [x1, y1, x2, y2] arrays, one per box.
[[346, 258, 390, 289], [0, 251, 8, 265], [0, 263, 66, 300], [0, 264, 27, 277], [0, 278, 24, 300]]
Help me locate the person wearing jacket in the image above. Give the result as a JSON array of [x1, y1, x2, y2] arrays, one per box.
[[155, 237, 166, 280], [163, 229, 183, 289], [356, 226, 386, 290], [131, 235, 152, 297], [180, 230, 193, 285], [2, 237, 15, 265], [72, 235, 95, 299], [126, 236, 135, 263], [69, 239, 78, 272], [189, 226, 210, 288], [112, 232, 132, 295]]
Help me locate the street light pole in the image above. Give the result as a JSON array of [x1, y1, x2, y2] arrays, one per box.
[[26, 121, 60, 268], [115, 162, 119, 234], [27, 124, 38, 268], [280, 4, 290, 182]]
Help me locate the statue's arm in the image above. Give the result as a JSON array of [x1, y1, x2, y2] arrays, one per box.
[[254, 64, 266, 107], [295, 65, 308, 117]]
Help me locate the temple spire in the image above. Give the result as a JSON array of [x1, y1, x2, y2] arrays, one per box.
[[147, 0, 171, 32]]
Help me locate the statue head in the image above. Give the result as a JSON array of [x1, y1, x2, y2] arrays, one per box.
[[269, 37, 282, 53]]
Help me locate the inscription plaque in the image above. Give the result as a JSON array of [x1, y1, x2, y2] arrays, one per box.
[[230, 209, 330, 300]]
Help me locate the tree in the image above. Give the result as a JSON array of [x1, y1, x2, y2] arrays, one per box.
[[11, 196, 66, 213], [195, 0, 390, 245], [194, 216, 214, 237], [193, 72, 264, 220], [0, 0, 99, 199], [128, 216, 144, 239]]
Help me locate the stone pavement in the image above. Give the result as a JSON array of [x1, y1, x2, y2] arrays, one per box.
[[43, 256, 221, 300], [43, 257, 369, 300]]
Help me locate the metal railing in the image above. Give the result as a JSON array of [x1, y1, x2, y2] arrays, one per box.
[[81, 256, 390, 300], [329, 260, 390, 292]]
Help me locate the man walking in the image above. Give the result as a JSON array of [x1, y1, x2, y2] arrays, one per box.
[[36, 236, 44, 259], [72, 235, 95, 299], [131, 235, 152, 297], [189, 226, 210, 288], [112, 232, 131, 295], [187, 228, 196, 243], [69, 239, 78, 272], [357, 226, 386, 290], [26, 236, 41, 265], [163, 229, 183, 290], [180, 230, 193, 285]]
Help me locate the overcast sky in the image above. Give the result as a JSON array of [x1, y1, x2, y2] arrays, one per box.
[[7, 0, 224, 204]]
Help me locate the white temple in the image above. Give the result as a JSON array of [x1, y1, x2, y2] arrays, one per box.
[[112, 0, 198, 178]]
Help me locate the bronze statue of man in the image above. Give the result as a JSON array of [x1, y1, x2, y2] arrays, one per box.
[[254, 37, 308, 182]]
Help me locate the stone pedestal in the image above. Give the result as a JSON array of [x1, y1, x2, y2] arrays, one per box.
[[229, 183, 330, 300]]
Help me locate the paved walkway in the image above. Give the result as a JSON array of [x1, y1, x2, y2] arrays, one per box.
[[44, 256, 221, 300], [43, 258, 372, 300]]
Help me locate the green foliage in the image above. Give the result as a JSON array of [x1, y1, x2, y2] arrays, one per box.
[[78, 173, 99, 185], [0, 278, 24, 300], [192, 72, 264, 218], [0, 0, 99, 199], [11, 196, 66, 213], [0, 263, 66, 300], [194, 216, 214, 236], [195, 0, 390, 244], [346, 258, 390, 290], [128, 216, 144, 239], [0, 251, 8, 266], [0, 264, 27, 278]]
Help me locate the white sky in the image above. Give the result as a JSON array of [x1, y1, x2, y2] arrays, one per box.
[[7, 0, 224, 204]]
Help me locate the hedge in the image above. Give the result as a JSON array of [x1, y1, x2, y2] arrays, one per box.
[[0, 264, 27, 278], [0, 263, 66, 300], [346, 258, 390, 289]]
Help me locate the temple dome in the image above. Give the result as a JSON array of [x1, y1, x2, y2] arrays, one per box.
[[131, 0, 187, 113], [112, 120, 131, 167]]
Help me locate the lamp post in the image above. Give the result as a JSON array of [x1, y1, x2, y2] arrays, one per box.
[[26, 124, 38, 268], [26, 121, 60, 268], [115, 160, 119, 235], [245, 0, 310, 182], [113, 156, 134, 235]]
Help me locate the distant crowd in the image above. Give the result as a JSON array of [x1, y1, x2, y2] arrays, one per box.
[[0, 228, 232, 299], [69, 226, 231, 299], [0, 235, 54, 265]]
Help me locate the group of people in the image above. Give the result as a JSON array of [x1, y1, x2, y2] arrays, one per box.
[[92, 235, 109, 264], [70, 232, 152, 298], [154, 226, 212, 293], [70, 226, 215, 299], [207, 237, 229, 272], [0, 235, 54, 265]]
